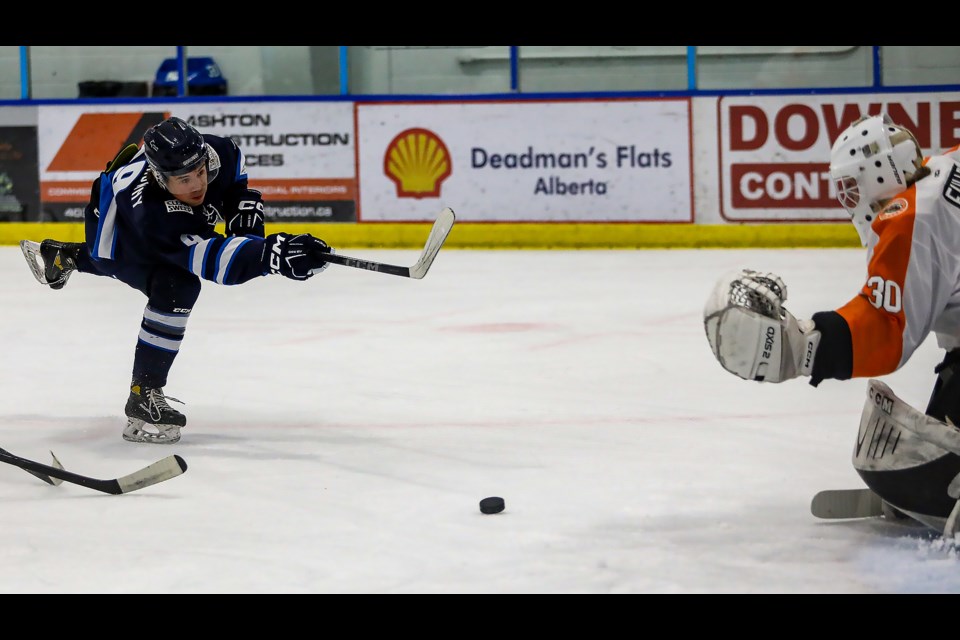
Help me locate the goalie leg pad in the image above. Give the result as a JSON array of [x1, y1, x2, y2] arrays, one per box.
[[853, 379, 960, 530]]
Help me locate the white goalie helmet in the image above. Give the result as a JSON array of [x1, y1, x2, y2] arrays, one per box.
[[829, 113, 924, 246]]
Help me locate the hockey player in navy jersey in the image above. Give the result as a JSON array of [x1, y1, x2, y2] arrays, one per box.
[[21, 116, 333, 445]]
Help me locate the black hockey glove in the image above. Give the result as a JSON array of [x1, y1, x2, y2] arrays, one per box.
[[263, 233, 332, 281], [226, 189, 265, 238]]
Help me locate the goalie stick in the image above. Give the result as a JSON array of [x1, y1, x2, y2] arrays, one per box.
[[0, 446, 187, 495], [313, 207, 456, 279], [811, 488, 884, 519]]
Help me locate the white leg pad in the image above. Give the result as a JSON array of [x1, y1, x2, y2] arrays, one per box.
[[865, 380, 960, 459]]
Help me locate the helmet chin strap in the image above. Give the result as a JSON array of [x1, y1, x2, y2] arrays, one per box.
[[850, 198, 900, 246], [847, 203, 876, 247]]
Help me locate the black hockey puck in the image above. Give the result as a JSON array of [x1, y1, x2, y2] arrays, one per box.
[[479, 496, 505, 514]]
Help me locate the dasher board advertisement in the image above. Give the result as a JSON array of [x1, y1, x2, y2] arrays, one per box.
[[38, 103, 356, 222], [356, 99, 693, 222], [718, 94, 960, 222], [0, 126, 40, 222]]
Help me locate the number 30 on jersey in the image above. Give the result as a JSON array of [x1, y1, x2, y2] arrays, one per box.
[[866, 276, 902, 313]]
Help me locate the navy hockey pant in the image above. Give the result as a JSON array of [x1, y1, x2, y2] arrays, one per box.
[[76, 250, 200, 389]]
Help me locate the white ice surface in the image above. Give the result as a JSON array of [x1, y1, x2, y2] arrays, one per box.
[[1, 246, 958, 593]]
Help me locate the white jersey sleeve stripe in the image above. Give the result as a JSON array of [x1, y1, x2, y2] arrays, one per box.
[[190, 238, 215, 277], [215, 237, 251, 284], [95, 199, 119, 260]]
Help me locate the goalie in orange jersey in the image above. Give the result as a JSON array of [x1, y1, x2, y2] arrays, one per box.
[[704, 113, 960, 536]]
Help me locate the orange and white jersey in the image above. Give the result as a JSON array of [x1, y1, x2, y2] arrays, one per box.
[[837, 146, 960, 377]]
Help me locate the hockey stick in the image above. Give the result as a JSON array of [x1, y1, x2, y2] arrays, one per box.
[[20, 450, 65, 486], [0, 446, 187, 495], [811, 488, 883, 519], [315, 207, 456, 279]]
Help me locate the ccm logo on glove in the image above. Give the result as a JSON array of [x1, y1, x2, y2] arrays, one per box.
[[226, 195, 265, 238], [268, 235, 285, 274]]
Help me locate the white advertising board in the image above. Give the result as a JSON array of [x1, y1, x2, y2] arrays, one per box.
[[356, 99, 692, 222]]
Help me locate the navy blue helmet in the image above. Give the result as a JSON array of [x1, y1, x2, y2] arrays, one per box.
[[143, 116, 219, 188]]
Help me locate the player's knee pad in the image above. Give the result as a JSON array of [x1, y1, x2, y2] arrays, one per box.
[[147, 266, 201, 310], [852, 379, 960, 530]]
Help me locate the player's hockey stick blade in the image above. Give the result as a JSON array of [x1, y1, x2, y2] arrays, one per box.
[[811, 488, 883, 519], [317, 207, 456, 279], [0, 446, 187, 495], [20, 451, 65, 486]]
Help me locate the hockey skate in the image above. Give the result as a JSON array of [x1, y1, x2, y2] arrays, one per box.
[[123, 385, 186, 445], [20, 240, 80, 290]]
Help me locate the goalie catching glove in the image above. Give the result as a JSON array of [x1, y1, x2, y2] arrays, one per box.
[[703, 269, 821, 383]]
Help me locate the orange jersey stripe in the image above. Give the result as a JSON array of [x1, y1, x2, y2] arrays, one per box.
[[836, 191, 916, 377]]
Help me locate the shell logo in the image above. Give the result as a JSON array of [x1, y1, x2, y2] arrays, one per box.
[[383, 128, 451, 198]]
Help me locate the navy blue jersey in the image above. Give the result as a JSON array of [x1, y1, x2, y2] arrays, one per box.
[[84, 135, 266, 285]]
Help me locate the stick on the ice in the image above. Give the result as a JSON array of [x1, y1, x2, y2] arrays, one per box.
[[0, 446, 187, 495]]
